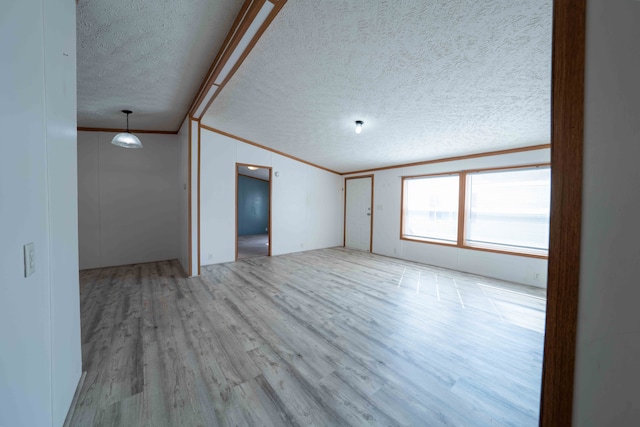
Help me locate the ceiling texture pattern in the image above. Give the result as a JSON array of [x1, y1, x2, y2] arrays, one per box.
[[76, 0, 245, 131], [202, 0, 552, 172], [77, 0, 552, 173]]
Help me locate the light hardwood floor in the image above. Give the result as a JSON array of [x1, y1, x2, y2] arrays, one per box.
[[237, 234, 269, 259], [71, 248, 545, 426]]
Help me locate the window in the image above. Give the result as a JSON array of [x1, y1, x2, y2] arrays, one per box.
[[465, 167, 550, 255], [401, 164, 551, 258], [402, 174, 459, 244]]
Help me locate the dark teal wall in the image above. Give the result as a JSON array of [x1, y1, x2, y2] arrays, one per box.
[[237, 175, 269, 236]]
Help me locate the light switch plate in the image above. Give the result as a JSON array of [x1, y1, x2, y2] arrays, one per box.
[[24, 242, 35, 277]]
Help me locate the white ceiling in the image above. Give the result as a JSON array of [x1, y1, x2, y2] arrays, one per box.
[[202, 0, 552, 173], [76, 0, 244, 131], [77, 0, 552, 173]]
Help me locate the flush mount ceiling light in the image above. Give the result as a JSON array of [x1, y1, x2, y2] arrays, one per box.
[[355, 120, 364, 134], [111, 110, 143, 149]]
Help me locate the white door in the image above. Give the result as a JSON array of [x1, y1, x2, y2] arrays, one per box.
[[345, 177, 372, 251]]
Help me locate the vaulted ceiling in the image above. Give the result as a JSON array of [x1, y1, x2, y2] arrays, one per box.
[[77, 0, 553, 173]]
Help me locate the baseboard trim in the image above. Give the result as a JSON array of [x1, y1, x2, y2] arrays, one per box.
[[63, 371, 86, 427]]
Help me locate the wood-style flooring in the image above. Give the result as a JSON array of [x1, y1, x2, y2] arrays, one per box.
[[71, 248, 545, 426], [237, 234, 269, 259]]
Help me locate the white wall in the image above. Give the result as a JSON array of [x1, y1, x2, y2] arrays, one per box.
[[199, 128, 343, 265], [77, 131, 179, 269], [0, 0, 81, 425], [573, 1, 640, 424], [345, 148, 550, 287], [44, 0, 83, 424], [177, 117, 190, 273]]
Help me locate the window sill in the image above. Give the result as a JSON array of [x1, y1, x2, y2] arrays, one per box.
[[401, 236, 549, 259], [400, 235, 457, 248]]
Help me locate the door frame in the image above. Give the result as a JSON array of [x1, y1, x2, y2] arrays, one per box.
[[343, 175, 374, 252], [235, 163, 272, 260], [540, 1, 585, 425]]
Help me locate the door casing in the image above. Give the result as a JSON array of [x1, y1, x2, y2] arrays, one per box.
[[343, 175, 374, 252]]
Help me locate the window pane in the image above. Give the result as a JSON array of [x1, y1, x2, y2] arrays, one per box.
[[403, 175, 459, 243], [466, 168, 550, 252]]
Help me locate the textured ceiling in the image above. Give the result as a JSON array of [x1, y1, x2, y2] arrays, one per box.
[[202, 0, 552, 173], [76, 0, 244, 131]]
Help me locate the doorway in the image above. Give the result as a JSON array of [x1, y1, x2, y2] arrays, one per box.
[[344, 175, 373, 252], [236, 164, 272, 260]]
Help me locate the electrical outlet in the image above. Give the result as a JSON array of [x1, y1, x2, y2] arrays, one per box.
[[24, 243, 35, 277], [208, 253, 213, 261], [534, 272, 541, 281]]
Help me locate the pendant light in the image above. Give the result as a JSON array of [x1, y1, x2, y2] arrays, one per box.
[[111, 110, 143, 149]]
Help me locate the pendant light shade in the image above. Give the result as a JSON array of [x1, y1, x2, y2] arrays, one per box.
[[111, 110, 143, 149]]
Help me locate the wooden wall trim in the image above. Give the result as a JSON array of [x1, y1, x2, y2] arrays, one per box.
[[342, 144, 551, 176], [457, 171, 467, 247], [198, 0, 289, 118], [343, 175, 374, 252], [343, 179, 347, 247], [399, 236, 457, 249], [188, 0, 253, 117], [197, 122, 202, 276], [401, 163, 550, 181], [398, 236, 549, 260], [187, 119, 193, 276], [369, 175, 374, 252], [268, 167, 272, 256], [540, 0, 585, 425], [237, 162, 272, 169], [399, 177, 405, 242], [465, 163, 551, 175], [199, 123, 341, 175], [77, 127, 177, 135], [190, 0, 260, 117], [235, 165, 240, 261], [188, 0, 288, 120]]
